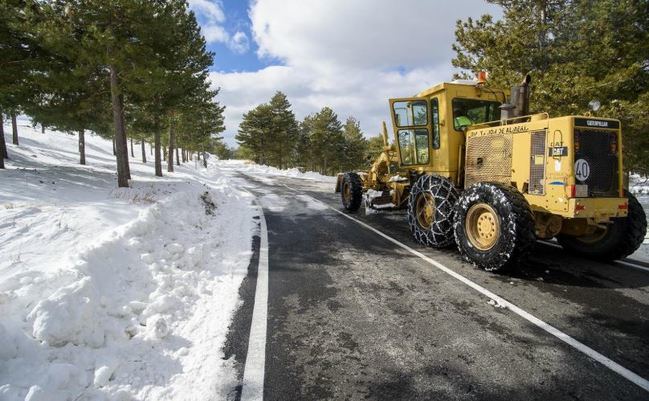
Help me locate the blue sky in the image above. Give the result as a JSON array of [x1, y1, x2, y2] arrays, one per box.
[[200, 0, 268, 72], [189, 0, 501, 146]]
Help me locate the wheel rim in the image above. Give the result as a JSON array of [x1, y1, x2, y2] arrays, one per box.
[[415, 193, 436, 230], [343, 182, 351, 205], [465, 203, 500, 251]]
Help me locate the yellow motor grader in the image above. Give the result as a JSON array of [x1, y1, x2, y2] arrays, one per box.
[[335, 74, 647, 271]]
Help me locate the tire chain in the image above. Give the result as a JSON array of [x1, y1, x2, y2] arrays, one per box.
[[407, 175, 459, 248]]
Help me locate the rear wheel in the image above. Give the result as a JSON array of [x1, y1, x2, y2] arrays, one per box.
[[557, 191, 647, 260], [454, 183, 535, 272], [341, 172, 363, 211], [407, 175, 458, 248]]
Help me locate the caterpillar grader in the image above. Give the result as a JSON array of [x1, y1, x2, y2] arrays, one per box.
[[335, 73, 647, 271]]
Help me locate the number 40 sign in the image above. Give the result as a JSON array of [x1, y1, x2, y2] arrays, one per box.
[[574, 159, 590, 182]]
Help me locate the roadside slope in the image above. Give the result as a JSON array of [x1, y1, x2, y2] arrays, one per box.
[[0, 125, 257, 401]]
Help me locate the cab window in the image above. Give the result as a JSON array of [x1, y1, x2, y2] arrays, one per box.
[[452, 98, 501, 131], [393, 100, 428, 127], [398, 129, 429, 165], [431, 98, 440, 149]]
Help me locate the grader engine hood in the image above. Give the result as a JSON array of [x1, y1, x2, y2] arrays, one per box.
[[464, 116, 626, 219]]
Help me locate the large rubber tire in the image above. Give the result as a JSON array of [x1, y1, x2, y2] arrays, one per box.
[[454, 183, 536, 272], [407, 175, 459, 248], [557, 191, 647, 260], [341, 172, 363, 211]]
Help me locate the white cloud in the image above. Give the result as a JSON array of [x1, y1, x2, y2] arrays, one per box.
[[212, 0, 502, 145], [189, 0, 251, 53], [228, 31, 250, 54], [188, 0, 225, 24], [202, 25, 229, 43]]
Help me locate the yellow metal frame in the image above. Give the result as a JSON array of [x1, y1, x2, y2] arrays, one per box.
[[349, 79, 627, 237]]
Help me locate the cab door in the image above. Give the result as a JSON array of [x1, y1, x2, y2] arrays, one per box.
[[389, 97, 432, 167]]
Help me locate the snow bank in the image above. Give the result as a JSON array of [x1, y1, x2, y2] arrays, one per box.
[[0, 123, 257, 401], [218, 159, 337, 183], [629, 174, 649, 261]]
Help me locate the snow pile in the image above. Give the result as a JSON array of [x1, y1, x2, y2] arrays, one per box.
[[0, 123, 257, 401], [628, 174, 649, 262], [630, 173, 649, 196], [218, 159, 337, 183]]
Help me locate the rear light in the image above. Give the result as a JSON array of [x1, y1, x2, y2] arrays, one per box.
[[574, 133, 580, 152], [568, 184, 588, 197], [619, 202, 628, 210], [576, 204, 586, 211], [610, 134, 618, 154]]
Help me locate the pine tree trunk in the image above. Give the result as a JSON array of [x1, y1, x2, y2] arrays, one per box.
[[0, 112, 7, 160], [167, 120, 175, 172], [202, 151, 207, 168], [163, 146, 167, 161], [41, 124, 45, 134], [130, 137, 134, 157], [141, 141, 146, 163], [122, 104, 131, 179], [11, 113, 18, 145], [154, 132, 162, 177], [79, 130, 86, 165], [175, 147, 180, 166], [112, 137, 116, 155], [150, 142, 153, 155], [0, 113, 6, 168], [109, 64, 130, 188]]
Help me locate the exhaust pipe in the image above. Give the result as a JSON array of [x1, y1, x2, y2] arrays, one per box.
[[500, 74, 531, 120]]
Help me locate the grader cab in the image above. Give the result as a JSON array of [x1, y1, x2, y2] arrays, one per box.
[[336, 74, 647, 271]]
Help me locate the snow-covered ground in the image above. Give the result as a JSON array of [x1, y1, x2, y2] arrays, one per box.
[[1, 121, 648, 400], [0, 123, 259, 401], [218, 159, 336, 185], [629, 174, 649, 262]]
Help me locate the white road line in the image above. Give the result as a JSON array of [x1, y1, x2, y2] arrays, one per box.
[[539, 240, 649, 274], [240, 204, 269, 401], [318, 200, 649, 393], [615, 260, 649, 274]]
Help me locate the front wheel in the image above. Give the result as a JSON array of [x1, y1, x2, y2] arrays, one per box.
[[407, 175, 459, 248], [454, 183, 536, 272], [557, 191, 647, 260]]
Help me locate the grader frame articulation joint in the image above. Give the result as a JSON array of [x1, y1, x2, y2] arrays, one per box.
[[335, 74, 647, 271]]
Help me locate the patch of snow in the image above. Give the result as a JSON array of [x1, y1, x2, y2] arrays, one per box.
[[218, 159, 337, 183], [1, 123, 257, 401], [296, 194, 329, 211], [629, 174, 649, 262]]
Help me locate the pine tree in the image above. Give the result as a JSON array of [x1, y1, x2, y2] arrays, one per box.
[[341, 116, 367, 171], [305, 107, 344, 175], [236, 103, 273, 164], [0, 0, 44, 163], [366, 135, 385, 161], [268, 92, 299, 169], [453, 0, 649, 173]]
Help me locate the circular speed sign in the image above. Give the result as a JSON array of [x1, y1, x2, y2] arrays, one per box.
[[574, 159, 590, 182]]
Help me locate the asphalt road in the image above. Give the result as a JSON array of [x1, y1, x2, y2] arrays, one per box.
[[225, 172, 649, 401]]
